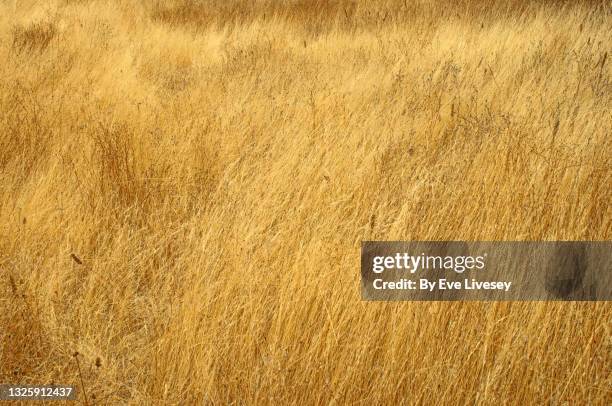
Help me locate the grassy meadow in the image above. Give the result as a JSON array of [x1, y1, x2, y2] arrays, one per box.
[[0, 0, 611, 404]]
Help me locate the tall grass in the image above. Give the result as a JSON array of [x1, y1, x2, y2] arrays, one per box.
[[0, 0, 610, 404]]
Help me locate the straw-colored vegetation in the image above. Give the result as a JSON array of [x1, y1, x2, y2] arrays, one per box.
[[1, 0, 610, 404]]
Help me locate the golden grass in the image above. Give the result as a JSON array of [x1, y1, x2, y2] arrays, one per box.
[[0, 0, 611, 404]]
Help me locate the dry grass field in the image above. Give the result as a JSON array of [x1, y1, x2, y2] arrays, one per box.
[[0, 0, 611, 404]]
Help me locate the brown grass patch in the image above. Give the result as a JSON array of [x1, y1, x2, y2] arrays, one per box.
[[12, 21, 57, 53]]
